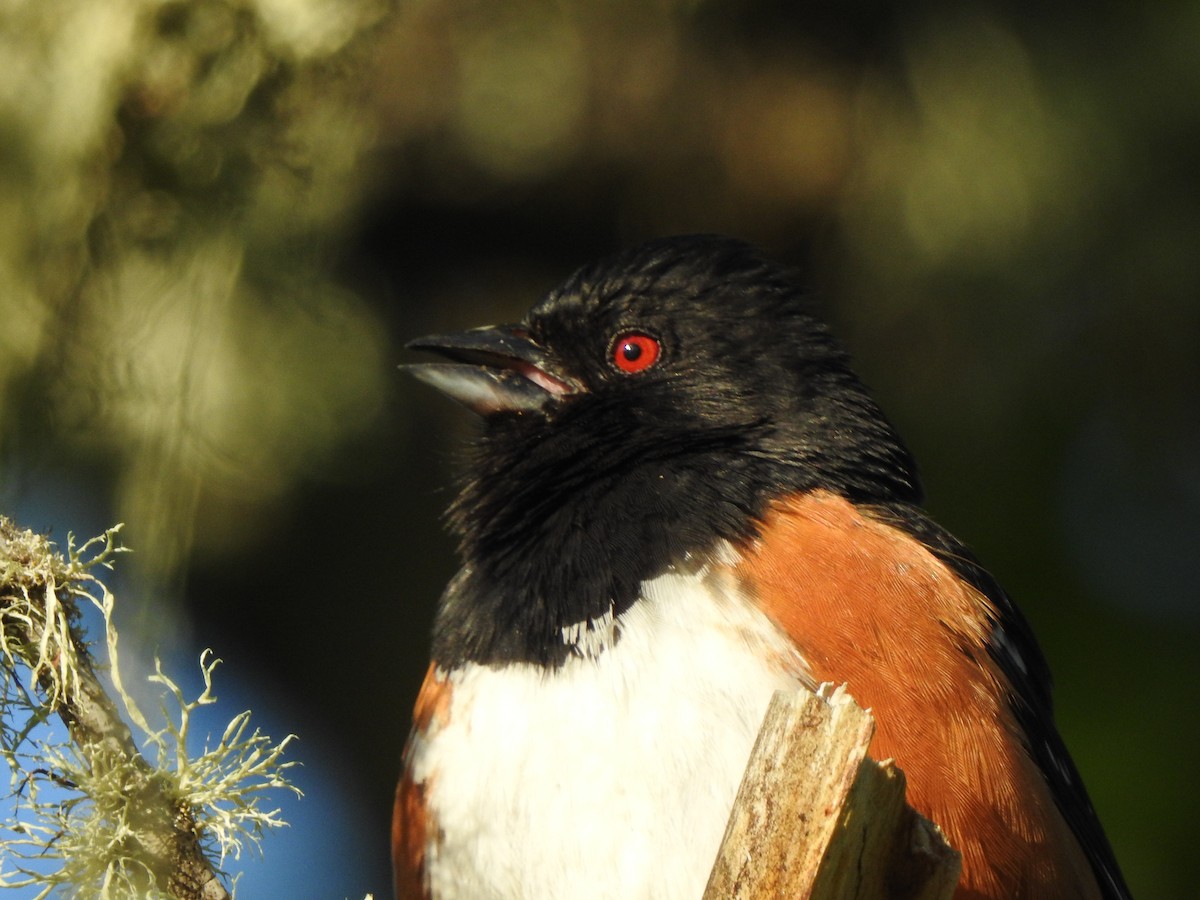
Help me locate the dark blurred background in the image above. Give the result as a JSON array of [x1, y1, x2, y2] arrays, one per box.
[[1, 0, 1196, 897]]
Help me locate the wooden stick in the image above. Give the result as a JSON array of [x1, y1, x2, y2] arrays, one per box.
[[704, 686, 961, 899]]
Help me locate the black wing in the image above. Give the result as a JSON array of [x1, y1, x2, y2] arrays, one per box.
[[883, 502, 1132, 900]]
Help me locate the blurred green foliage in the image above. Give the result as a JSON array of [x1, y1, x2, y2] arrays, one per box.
[[0, 0, 389, 578], [1, 0, 1196, 896]]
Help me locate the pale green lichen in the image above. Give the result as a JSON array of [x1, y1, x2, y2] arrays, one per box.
[[0, 518, 300, 897], [143, 652, 301, 868]]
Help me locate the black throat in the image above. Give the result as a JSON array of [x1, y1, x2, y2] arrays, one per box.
[[431, 396, 916, 669], [431, 414, 767, 668]]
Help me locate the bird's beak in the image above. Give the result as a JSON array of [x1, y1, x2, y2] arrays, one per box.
[[403, 325, 580, 415]]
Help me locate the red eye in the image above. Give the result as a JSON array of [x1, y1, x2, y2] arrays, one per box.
[[611, 332, 661, 374]]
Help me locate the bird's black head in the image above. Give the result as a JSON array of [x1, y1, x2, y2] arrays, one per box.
[[408, 235, 921, 667]]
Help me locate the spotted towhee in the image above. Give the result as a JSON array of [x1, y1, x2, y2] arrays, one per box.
[[394, 235, 1130, 900]]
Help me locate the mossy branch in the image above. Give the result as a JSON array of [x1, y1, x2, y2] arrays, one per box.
[[0, 516, 300, 898]]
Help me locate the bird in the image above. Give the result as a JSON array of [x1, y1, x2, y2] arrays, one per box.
[[393, 235, 1131, 900]]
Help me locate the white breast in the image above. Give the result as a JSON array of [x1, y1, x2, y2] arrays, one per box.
[[409, 560, 810, 900]]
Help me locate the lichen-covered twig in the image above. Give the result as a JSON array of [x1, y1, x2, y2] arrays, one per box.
[[0, 516, 299, 898]]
